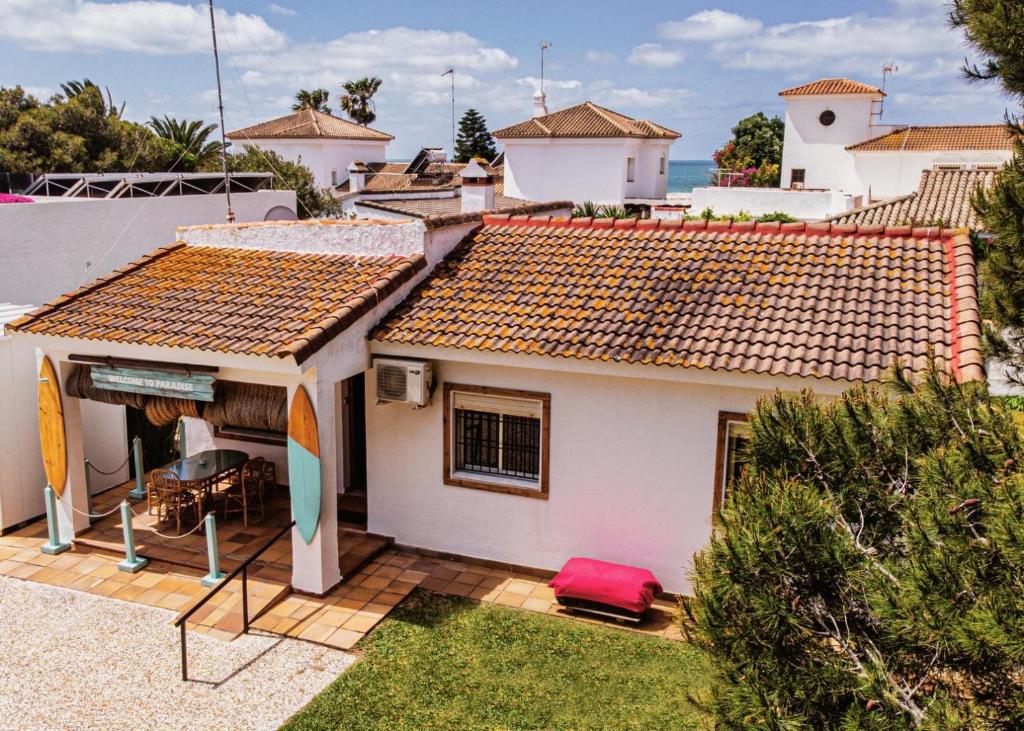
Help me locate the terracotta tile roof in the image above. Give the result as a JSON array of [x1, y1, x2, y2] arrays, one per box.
[[227, 109, 394, 141], [779, 78, 884, 97], [493, 102, 680, 140], [373, 218, 982, 384], [356, 195, 570, 221], [847, 125, 1012, 152], [337, 162, 505, 195], [9, 244, 425, 365], [827, 168, 997, 229]]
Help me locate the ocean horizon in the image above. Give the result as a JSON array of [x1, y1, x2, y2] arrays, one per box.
[[668, 160, 714, 193]]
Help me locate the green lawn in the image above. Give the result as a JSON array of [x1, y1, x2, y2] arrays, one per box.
[[281, 590, 712, 731]]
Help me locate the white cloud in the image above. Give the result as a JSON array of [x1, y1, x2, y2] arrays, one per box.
[[234, 27, 517, 94], [659, 10, 762, 42], [516, 77, 583, 91], [584, 50, 616, 64], [707, 13, 957, 73], [627, 43, 685, 68], [266, 2, 296, 17], [0, 0, 286, 54], [595, 86, 690, 108]]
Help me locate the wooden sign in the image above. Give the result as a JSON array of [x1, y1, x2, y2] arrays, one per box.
[[288, 386, 321, 545], [91, 365, 215, 402], [37, 357, 68, 496]]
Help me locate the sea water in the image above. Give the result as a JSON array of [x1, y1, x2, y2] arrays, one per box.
[[668, 160, 714, 193]]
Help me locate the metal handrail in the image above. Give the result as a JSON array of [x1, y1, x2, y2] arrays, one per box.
[[174, 519, 295, 681]]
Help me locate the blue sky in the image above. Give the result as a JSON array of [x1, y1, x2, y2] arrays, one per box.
[[0, 0, 1010, 159]]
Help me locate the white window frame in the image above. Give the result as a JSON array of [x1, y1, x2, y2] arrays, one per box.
[[659, 155, 666, 175], [626, 156, 637, 183]]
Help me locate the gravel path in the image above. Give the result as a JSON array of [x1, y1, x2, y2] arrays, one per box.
[[0, 575, 356, 731]]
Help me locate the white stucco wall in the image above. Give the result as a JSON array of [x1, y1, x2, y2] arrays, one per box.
[[853, 151, 1011, 200], [238, 138, 388, 190], [690, 186, 857, 219], [0, 334, 131, 530], [780, 95, 892, 194], [503, 138, 672, 205], [363, 354, 846, 594], [0, 191, 297, 307]]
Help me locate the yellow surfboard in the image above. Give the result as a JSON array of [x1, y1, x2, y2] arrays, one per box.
[[38, 357, 68, 496]]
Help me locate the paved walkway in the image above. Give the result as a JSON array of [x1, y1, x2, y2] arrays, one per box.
[[0, 576, 354, 731]]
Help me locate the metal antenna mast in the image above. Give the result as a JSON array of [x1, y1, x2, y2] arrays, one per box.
[[442, 68, 455, 157], [877, 61, 899, 122], [208, 0, 234, 222], [540, 41, 551, 94]]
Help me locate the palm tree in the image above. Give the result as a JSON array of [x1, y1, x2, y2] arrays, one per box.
[[292, 88, 331, 114], [60, 78, 123, 117], [339, 77, 382, 126], [148, 116, 223, 172]]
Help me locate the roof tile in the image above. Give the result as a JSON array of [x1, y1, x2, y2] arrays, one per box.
[[827, 168, 998, 229], [779, 78, 884, 96], [493, 102, 680, 140], [227, 108, 393, 141], [847, 125, 1011, 152], [10, 244, 425, 364], [372, 219, 980, 384]]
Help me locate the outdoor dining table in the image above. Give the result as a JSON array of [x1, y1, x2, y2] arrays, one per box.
[[161, 448, 249, 508]]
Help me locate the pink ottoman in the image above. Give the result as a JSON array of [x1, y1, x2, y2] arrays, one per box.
[[549, 557, 663, 623]]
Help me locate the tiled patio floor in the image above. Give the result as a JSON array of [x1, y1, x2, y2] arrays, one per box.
[[0, 485, 683, 649]]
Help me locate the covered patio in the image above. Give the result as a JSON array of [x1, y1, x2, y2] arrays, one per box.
[[6, 221, 431, 596]]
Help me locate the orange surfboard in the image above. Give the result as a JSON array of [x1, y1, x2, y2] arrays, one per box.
[[37, 356, 68, 496], [288, 386, 321, 544]]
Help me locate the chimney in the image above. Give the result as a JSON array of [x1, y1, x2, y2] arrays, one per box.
[[460, 160, 495, 213], [347, 160, 370, 193], [532, 89, 548, 118]]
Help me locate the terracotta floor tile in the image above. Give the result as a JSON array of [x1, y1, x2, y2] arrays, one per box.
[[375, 591, 406, 606], [358, 575, 391, 591], [297, 623, 336, 643], [343, 586, 378, 602], [359, 602, 391, 619], [493, 592, 526, 608], [455, 571, 487, 586], [341, 614, 379, 633], [445, 581, 477, 597], [323, 628, 363, 650], [503, 579, 537, 596], [418, 576, 449, 592], [430, 567, 459, 582], [469, 585, 502, 601], [522, 597, 553, 613], [335, 596, 367, 612]]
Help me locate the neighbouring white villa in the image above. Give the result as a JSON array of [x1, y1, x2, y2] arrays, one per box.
[[6, 211, 980, 595], [494, 92, 680, 206], [0, 174, 296, 533], [692, 78, 1014, 219], [227, 108, 394, 190], [342, 154, 571, 223]]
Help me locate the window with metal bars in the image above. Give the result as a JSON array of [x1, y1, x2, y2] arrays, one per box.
[[454, 409, 541, 481]]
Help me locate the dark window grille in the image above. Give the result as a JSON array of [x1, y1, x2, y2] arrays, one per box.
[[454, 408, 541, 481]]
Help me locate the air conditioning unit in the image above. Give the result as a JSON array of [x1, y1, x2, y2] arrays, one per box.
[[374, 358, 433, 406]]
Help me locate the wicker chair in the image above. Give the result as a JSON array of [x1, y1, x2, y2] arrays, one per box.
[[148, 469, 200, 534], [223, 458, 266, 527]]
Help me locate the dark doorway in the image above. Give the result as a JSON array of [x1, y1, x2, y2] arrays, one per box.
[[339, 372, 368, 523], [125, 406, 177, 481]]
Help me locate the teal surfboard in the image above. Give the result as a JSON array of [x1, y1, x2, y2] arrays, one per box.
[[288, 386, 321, 544]]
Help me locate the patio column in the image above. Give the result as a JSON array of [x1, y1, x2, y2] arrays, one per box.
[[287, 374, 341, 595], [50, 357, 90, 541]]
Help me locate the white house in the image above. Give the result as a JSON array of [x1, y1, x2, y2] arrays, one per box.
[[692, 78, 1013, 219], [493, 94, 679, 206], [227, 109, 393, 190], [0, 174, 295, 532], [7, 214, 979, 595]]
